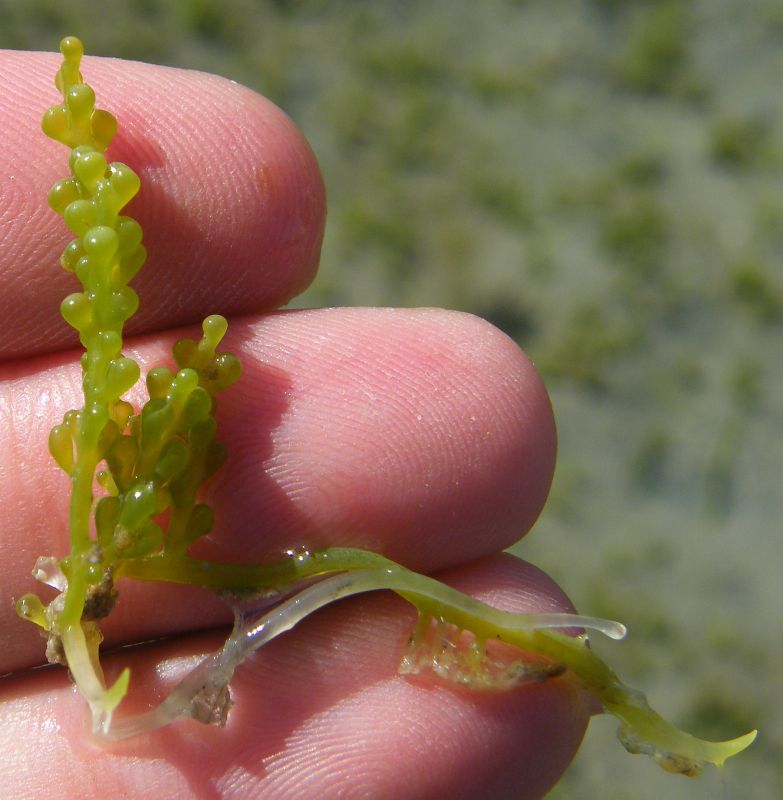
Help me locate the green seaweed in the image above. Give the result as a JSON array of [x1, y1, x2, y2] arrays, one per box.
[[16, 37, 756, 778]]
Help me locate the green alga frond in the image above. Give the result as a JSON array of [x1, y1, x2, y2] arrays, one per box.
[[16, 36, 239, 732], [15, 36, 756, 776]]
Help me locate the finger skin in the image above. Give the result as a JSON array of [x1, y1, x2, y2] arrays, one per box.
[[0, 47, 572, 800], [0, 556, 589, 800], [0, 307, 556, 674], [0, 49, 326, 359]]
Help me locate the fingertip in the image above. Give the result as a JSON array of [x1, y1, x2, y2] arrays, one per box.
[[109, 65, 327, 325], [0, 49, 326, 358], [214, 308, 557, 567]]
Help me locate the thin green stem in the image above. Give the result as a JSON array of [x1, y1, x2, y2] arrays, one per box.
[[68, 456, 97, 553], [115, 547, 398, 591]]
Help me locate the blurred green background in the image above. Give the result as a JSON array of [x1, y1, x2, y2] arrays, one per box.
[[3, 1, 780, 797]]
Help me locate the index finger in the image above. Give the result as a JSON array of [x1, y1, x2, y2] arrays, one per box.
[[0, 49, 326, 359]]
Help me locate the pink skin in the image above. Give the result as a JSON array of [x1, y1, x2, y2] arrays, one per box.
[[0, 50, 588, 799]]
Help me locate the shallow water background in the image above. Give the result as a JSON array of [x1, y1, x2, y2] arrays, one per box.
[[3, 1, 780, 796]]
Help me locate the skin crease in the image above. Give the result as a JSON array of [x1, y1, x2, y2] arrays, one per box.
[[0, 50, 591, 799]]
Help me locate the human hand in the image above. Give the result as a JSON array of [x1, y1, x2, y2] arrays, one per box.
[[0, 50, 586, 799]]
